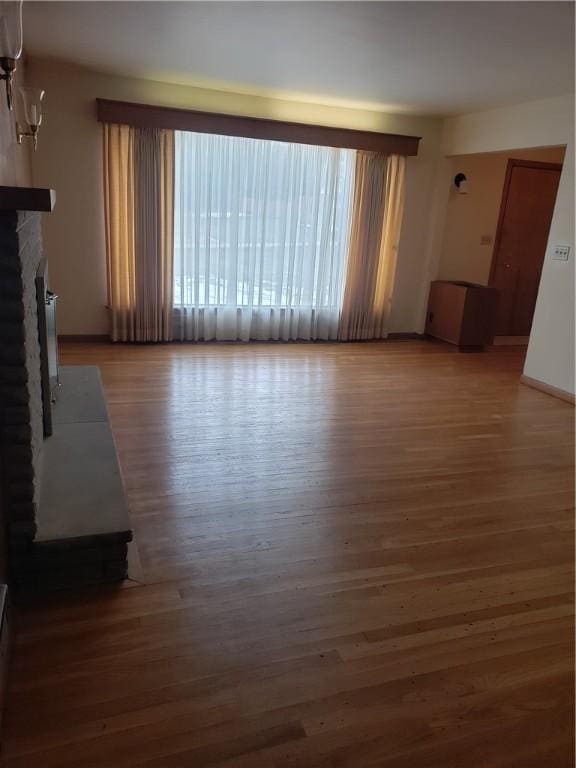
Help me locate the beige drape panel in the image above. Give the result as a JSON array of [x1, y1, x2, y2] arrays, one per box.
[[103, 123, 174, 342], [103, 124, 134, 341], [339, 153, 406, 340]]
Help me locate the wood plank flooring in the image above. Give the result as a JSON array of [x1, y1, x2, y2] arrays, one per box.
[[2, 341, 574, 767]]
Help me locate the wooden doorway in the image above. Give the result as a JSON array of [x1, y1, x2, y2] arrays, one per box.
[[490, 159, 562, 336]]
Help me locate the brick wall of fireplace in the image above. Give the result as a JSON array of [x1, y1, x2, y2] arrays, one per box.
[[0, 210, 45, 554]]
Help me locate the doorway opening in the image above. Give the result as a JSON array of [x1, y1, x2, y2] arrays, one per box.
[[437, 145, 565, 352]]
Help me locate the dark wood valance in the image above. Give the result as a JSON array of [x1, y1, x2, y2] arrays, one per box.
[[96, 99, 420, 156]]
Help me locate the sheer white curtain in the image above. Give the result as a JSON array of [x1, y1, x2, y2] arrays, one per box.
[[173, 131, 355, 341]]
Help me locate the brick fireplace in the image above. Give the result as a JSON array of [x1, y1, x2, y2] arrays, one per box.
[[0, 186, 132, 594], [0, 201, 50, 557]]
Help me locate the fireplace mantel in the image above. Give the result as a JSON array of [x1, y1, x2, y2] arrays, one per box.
[[0, 186, 56, 212]]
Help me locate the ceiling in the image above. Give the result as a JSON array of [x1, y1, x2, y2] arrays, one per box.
[[23, 1, 575, 116]]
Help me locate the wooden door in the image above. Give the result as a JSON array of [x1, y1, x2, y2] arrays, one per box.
[[490, 159, 561, 336]]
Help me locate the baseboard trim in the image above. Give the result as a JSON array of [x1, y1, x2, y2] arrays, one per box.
[[58, 335, 109, 343], [61, 335, 425, 345], [387, 333, 425, 341], [520, 374, 575, 405]]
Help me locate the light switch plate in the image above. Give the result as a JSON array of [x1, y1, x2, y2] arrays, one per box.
[[552, 244, 570, 261]]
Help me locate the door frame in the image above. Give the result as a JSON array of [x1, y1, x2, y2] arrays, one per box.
[[488, 158, 563, 286]]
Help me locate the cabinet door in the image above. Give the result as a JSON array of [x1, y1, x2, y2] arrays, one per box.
[[426, 283, 466, 345]]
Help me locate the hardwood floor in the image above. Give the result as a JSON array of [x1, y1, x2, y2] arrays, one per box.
[[3, 341, 574, 767]]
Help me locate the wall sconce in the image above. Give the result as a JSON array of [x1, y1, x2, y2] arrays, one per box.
[[0, 1, 46, 149], [0, 0, 23, 111], [454, 172, 468, 195], [17, 86, 44, 149]]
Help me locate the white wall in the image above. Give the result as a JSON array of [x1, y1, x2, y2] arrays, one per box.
[[443, 94, 573, 156], [28, 58, 443, 335], [524, 138, 575, 394], [444, 94, 575, 395]]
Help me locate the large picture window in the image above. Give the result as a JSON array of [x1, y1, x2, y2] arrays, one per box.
[[101, 106, 408, 344], [173, 131, 355, 340]]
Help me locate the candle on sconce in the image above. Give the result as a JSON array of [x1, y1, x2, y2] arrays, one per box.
[[0, 0, 24, 110], [0, 16, 10, 53], [17, 86, 45, 149]]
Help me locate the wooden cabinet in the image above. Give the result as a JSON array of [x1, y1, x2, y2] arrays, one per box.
[[425, 281, 499, 350]]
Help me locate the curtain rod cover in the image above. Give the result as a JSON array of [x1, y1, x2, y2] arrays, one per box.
[[96, 98, 421, 156]]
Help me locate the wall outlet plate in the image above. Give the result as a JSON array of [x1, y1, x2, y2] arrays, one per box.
[[552, 244, 570, 261]]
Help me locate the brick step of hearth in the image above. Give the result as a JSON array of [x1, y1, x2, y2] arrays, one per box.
[[11, 534, 130, 594], [13, 366, 133, 594]]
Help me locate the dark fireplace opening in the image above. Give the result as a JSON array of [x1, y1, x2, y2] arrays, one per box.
[[35, 258, 59, 437]]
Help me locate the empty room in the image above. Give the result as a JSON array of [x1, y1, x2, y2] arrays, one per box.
[[0, 1, 574, 766]]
